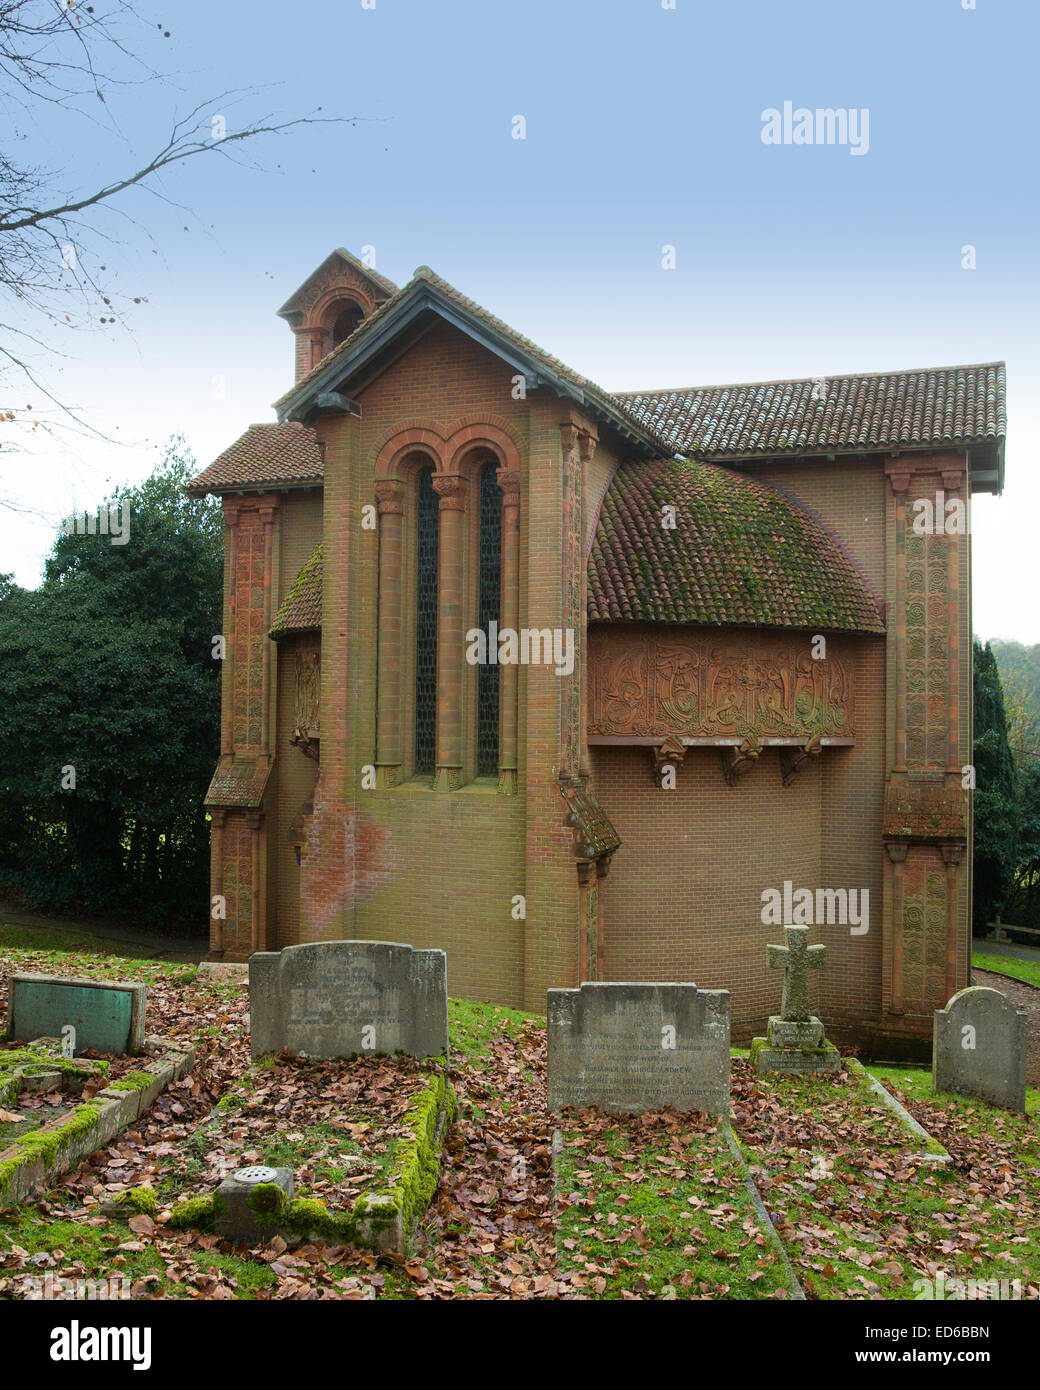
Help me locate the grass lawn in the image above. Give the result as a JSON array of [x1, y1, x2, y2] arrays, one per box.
[[972, 950, 1040, 991], [555, 1113, 794, 1299]]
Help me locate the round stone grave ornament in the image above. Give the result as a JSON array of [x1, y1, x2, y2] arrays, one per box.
[[233, 1165, 279, 1184]]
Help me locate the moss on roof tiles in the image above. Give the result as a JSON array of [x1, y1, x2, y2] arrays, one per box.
[[270, 545, 323, 639], [588, 459, 885, 632]]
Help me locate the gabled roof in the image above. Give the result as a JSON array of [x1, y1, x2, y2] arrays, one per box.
[[276, 248, 398, 320], [616, 363, 1006, 489], [270, 545, 323, 638], [185, 422, 323, 496], [588, 458, 885, 632], [274, 265, 673, 457]]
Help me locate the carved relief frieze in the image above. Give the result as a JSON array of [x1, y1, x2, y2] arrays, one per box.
[[588, 630, 856, 743]]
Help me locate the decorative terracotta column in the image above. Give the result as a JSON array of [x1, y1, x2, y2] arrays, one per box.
[[497, 467, 521, 795], [258, 499, 278, 761], [220, 502, 242, 759], [577, 860, 593, 981], [595, 853, 611, 979], [210, 810, 226, 956], [885, 840, 908, 1014], [247, 810, 262, 955], [432, 474, 467, 791], [942, 462, 964, 776], [941, 841, 964, 1000], [375, 479, 406, 786]]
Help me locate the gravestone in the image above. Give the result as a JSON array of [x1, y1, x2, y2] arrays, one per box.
[[249, 940, 448, 1060], [933, 986, 1026, 1112], [5, 974, 146, 1055], [214, 1165, 294, 1245], [546, 981, 730, 1116], [751, 925, 841, 1076]]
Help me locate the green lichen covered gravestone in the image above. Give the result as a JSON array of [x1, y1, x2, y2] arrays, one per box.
[[6, 974, 145, 1056], [750, 925, 841, 1076]]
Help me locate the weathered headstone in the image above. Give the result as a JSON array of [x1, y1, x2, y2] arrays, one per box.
[[5, 974, 145, 1055], [546, 982, 730, 1116], [249, 940, 448, 1061], [751, 925, 841, 1075], [933, 986, 1026, 1112]]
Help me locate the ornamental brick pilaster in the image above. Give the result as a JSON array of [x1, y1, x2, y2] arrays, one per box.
[[258, 499, 280, 761], [880, 452, 970, 1033], [432, 474, 468, 791], [220, 500, 243, 758], [375, 479, 406, 786]]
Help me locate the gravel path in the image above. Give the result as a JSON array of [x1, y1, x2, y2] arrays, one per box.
[[972, 967, 1040, 1088]]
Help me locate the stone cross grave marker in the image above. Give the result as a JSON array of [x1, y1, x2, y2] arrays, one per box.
[[5, 973, 146, 1056], [752, 925, 841, 1075], [249, 940, 448, 1061], [767, 925, 825, 1020], [546, 981, 730, 1117], [933, 986, 1026, 1112]]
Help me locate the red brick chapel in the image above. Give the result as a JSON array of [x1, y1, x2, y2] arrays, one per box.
[[187, 248, 1006, 1053]]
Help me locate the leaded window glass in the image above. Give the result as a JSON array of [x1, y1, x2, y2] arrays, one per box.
[[414, 468, 438, 774], [477, 462, 502, 775]]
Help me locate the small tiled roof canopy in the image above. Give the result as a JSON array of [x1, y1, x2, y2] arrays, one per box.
[[270, 545, 323, 639], [616, 363, 1005, 461], [588, 459, 885, 632], [185, 422, 323, 496]]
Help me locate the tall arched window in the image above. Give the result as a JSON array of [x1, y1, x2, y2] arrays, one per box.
[[476, 462, 502, 775], [414, 467, 439, 775]]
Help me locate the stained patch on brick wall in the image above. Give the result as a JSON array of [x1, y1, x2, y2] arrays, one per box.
[[299, 786, 397, 937]]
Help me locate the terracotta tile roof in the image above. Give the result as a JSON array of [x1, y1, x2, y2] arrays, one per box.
[[204, 755, 271, 809], [270, 546, 323, 639], [185, 422, 323, 496], [615, 362, 1006, 460], [588, 459, 885, 632], [275, 266, 673, 454], [276, 248, 398, 318]]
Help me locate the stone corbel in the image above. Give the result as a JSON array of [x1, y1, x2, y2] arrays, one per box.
[[721, 735, 761, 787], [650, 735, 686, 787], [289, 727, 320, 762], [779, 734, 822, 786], [578, 429, 598, 462]]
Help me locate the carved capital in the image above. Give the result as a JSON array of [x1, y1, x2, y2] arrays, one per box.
[[940, 841, 964, 868], [497, 468, 521, 508], [885, 840, 910, 865], [375, 478, 406, 515], [432, 474, 468, 512], [578, 430, 598, 462]]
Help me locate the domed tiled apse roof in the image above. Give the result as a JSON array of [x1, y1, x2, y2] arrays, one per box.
[[588, 458, 884, 633]]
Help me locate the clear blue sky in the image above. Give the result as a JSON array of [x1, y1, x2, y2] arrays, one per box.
[[2, 0, 1035, 641]]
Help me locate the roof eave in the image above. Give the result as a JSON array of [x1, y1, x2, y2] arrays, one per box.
[[184, 475, 324, 499]]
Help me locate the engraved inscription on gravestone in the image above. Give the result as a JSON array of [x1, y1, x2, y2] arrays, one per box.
[[933, 986, 1026, 1113], [249, 940, 448, 1060], [546, 982, 730, 1117]]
